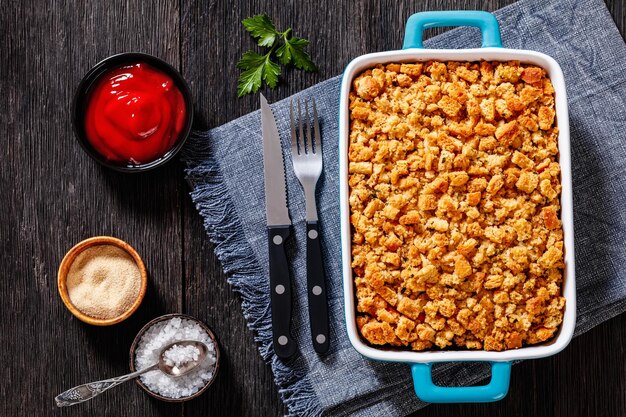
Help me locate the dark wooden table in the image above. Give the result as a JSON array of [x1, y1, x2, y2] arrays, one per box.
[[2, 0, 625, 416]]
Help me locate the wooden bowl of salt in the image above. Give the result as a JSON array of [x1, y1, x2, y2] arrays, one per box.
[[57, 236, 148, 326]]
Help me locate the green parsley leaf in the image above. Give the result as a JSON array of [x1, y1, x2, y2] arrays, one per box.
[[276, 36, 317, 71], [242, 15, 278, 47], [237, 15, 317, 96], [237, 51, 281, 97], [262, 58, 281, 88]]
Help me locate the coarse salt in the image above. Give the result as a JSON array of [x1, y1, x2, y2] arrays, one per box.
[[134, 317, 217, 399], [163, 344, 200, 375]]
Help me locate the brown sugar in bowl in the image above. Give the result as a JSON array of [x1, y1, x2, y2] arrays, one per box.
[[57, 236, 148, 326]]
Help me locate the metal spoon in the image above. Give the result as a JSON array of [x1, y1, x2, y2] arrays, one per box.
[[55, 340, 209, 407]]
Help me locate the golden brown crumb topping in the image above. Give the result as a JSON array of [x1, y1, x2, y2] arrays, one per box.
[[348, 60, 565, 352]]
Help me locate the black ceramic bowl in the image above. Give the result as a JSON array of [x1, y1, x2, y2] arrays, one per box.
[[72, 52, 193, 173], [129, 314, 220, 402]]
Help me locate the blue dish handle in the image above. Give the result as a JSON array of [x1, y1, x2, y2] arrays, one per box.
[[403, 10, 502, 49], [412, 362, 512, 403]]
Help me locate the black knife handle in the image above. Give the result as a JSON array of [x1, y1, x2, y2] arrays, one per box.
[[306, 221, 329, 354], [268, 226, 297, 359]]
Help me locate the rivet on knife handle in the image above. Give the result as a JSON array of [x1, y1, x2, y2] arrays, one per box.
[[306, 221, 329, 353], [268, 225, 297, 359]]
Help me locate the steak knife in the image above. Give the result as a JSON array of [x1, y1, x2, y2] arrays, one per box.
[[260, 94, 297, 359]]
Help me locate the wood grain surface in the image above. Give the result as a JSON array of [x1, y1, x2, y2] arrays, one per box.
[[1, 1, 624, 416]]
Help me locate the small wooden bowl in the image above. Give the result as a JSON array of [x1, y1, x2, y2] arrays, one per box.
[[129, 314, 220, 402], [57, 236, 148, 326]]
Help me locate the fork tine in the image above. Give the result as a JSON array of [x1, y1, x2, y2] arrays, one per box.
[[290, 99, 298, 155], [298, 98, 305, 155], [305, 100, 313, 155], [312, 97, 320, 154]]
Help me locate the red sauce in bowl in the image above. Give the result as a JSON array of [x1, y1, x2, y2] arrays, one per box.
[[84, 62, 187, 165]]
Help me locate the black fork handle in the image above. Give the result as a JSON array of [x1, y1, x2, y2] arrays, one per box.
[[306, 221, 329, 354]]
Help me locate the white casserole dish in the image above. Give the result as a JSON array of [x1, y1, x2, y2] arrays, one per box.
[[339, 11, 576, 403]]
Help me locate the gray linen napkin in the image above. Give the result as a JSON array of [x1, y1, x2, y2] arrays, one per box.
[[182, 0, 626, 414]]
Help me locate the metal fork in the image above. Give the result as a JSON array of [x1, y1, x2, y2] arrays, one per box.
[[290, 97, 329, 354]]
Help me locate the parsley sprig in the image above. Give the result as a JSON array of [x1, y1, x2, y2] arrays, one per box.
[[237, 15, 317, 97]]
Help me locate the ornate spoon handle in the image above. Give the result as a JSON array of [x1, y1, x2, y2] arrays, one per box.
[[55, 363, 158, 407]]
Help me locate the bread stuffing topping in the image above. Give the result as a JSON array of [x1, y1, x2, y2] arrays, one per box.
[[348, 60, 565, 351]]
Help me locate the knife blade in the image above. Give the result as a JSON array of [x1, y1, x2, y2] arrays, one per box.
[[260, 94, 297, 359]]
